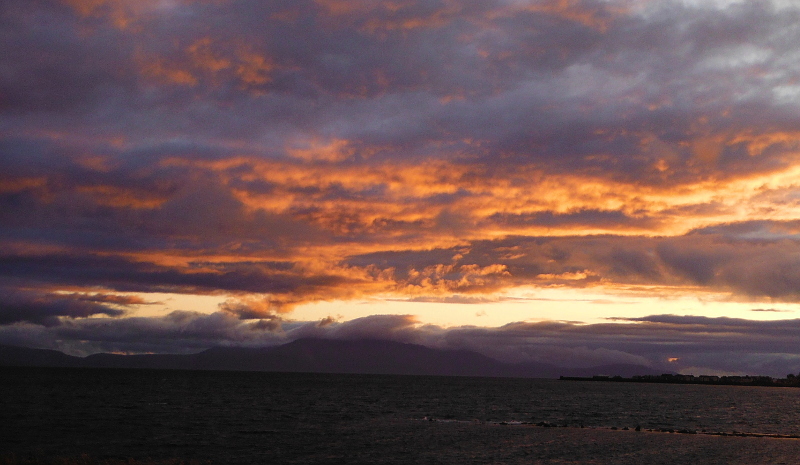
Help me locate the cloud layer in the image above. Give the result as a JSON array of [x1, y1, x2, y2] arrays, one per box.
[[5, 312, 800, 377], [3, 0, 800, 374]]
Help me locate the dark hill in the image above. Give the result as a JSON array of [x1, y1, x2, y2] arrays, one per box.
[[204, 338, 559, 376], [0, 344, 82, 368], [0, 340, 667, 378]]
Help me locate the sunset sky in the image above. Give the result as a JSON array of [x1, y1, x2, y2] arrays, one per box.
[[4, 0, 800, 376]]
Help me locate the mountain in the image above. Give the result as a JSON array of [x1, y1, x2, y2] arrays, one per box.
[[0, 344, 82, 368], [0, 339, 668, 378]]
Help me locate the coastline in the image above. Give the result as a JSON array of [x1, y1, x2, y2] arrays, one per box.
[[559, 373, 800, 387]]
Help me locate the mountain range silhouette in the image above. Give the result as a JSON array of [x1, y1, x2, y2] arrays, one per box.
[[0, 338, 669, 378]]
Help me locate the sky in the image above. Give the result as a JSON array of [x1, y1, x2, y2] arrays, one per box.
[[3, 0, 800, 377]]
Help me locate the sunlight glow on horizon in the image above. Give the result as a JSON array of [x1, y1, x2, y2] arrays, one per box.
[[122, 286, 800, 330]]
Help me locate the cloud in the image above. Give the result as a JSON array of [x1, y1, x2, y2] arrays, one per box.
[[394, 295, 528, 305], [0, 253, 376, 312], [3, 218, 800, 316], [346, 227, 800, 300], [3, 0, 800, 367], [288, 313, 423, 343], [4, 0, 799, 180], [0, 310, 288, 355], [5, 312, 800, 376], [0, 288, 126, 326]]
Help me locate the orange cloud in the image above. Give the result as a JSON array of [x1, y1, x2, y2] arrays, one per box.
[[76, 185, 171, 209], [729, 131, 800, 157], [0, 177, 48, 193], [154, 150, 800, 252], [512, 0, 628, 33], [397, 263, 511, 296], [61, 0, 154, 29], [135, 38, 280, 92], [360, 3, 462, 34], [61, 0, 227, 28], [138, 55, 199, 86], [61, 0, 108, 17], [187, 37, 231, 74], [286, 138, 356, 162], [235, 48, 276, 87]]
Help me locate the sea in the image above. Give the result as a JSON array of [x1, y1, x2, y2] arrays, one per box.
[[2, 367, 800, 464]]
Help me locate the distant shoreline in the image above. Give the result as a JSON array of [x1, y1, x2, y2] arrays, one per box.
[[560, 373, 800, 387]]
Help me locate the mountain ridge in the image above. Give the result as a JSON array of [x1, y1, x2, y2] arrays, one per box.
[[0, 339, 668, 378]]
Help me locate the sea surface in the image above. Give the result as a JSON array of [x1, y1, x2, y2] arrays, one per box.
[[3, 367, 800, 464]]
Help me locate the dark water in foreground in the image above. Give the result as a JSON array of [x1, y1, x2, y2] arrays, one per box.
[[3, 367, 800, 464]]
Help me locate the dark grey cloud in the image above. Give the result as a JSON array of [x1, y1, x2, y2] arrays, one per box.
[[0, 254, 352, 297], [3, 0, 798, 180], [0, 0, 137, 113], [0, 145, 333, 255], [0, 287, 125, 326], [5, 312, 800, 376], [4, 310, 286, 355]]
